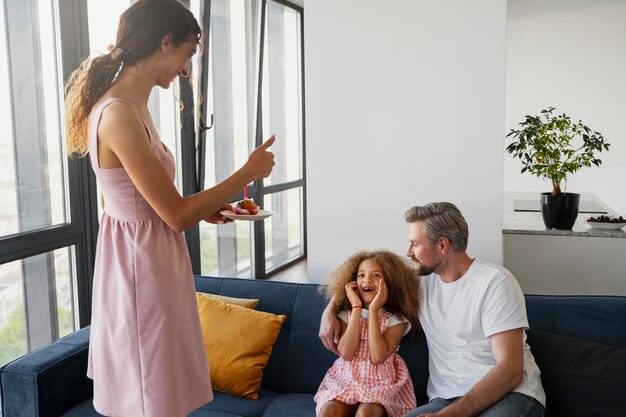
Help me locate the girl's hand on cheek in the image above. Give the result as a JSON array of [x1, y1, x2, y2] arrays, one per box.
[[369, 279, 387, 312], [345, 282, 362, 307]]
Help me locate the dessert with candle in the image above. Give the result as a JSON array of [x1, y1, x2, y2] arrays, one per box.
[[227, 199, 259, 215]]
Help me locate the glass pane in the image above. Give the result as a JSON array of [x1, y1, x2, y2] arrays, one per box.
[[262, 1, 303, 185], [152, 87, 182, 189], [264, 187, 304, 272], [0, 246, 76, 366], [86, 0, 131, 59], [199, 221, 253, 278], [0, 1, 17, 238], [0, 0, 69, 237], [203, 0, 261, 189]]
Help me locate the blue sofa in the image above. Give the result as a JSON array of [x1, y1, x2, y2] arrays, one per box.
[[2, 275, 626, 417]]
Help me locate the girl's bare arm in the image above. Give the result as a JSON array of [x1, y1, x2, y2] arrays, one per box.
[[337, 313, 360, 361], [368, 314, 407, 365]]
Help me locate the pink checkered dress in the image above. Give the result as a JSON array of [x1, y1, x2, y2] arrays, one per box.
[[314, 309, 416, 417]]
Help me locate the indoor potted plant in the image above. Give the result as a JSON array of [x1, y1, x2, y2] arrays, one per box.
[[505, 107, 610, 230]]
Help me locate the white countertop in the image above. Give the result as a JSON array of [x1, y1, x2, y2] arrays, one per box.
[[503, 191, 626, 238]]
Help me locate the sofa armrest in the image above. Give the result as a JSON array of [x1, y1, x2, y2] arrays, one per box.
[[0, 327, 93, 417]]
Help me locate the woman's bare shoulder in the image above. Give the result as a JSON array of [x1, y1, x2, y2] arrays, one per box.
[[97, 99, 145, 141]]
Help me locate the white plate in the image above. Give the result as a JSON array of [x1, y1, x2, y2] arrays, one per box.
[[220, 209, 273, 221], [585, 221, 626, 230]]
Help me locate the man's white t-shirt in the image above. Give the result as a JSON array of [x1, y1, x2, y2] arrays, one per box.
[[418, 259, 545, 406]]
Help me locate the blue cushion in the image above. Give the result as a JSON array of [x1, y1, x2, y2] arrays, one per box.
[[526, 295, 626, 348], [59, 399, 103, 417], [61, 391, 280, 417], [398, 329, 429, 405], [280, 285, 337, 393], [193, 389, 278, 417], [526, 329, 626, 417], [260, 393, 316, 417], [193, 276, 337, 394]]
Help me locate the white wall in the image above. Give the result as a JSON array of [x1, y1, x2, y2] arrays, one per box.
[[304, 0, 507, 282], [504, 0, 626, 213]]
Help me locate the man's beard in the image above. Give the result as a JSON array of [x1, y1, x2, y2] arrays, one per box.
[[413, 258, 440, 276]]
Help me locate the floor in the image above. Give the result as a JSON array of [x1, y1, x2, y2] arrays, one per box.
[[267, 258, 308, 283]]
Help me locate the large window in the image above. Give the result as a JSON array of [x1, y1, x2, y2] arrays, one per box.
[[0, 0, 305, 374], [0, 0, 90, 370], [198, 0, 305, 278], [261, 0, 305, 275], [0, 1, 77, 364]]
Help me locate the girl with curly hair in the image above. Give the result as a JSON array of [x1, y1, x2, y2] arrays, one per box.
[[315, 250, 420, 417]]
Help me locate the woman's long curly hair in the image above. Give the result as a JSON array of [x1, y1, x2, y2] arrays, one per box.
[[65, 0, 201, 157], [323, 250, 420, 327]]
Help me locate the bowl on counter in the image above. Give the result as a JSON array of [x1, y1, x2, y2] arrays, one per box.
[[586, 215, 626, 230]]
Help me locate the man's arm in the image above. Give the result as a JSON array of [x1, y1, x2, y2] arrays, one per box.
[[319, 297, 340, 355], [420, 328, 525, 417]]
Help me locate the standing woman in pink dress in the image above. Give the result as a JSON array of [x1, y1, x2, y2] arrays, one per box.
[[64, 1, 275, 416]]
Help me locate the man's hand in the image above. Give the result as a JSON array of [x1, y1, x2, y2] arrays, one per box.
[[425, 328, 525, 417], [319, 303, 340, 355]]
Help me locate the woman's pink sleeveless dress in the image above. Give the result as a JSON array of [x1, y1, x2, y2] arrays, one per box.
[[86, 97, 213, 417]]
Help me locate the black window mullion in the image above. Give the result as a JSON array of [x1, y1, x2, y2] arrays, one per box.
[[252, 0, 268, 279], [299, 2, 308, 261], [196, 0, 212, 193], [0, 225, 82, 265], [179, 76, 201, 274], [57, 0, 98, 327], [263, 179, 305, 195]]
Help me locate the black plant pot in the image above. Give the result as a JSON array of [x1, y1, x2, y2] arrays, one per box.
[[540, 192, 580, 230]]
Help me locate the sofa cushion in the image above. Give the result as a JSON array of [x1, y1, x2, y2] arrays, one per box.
[[191, 389, 278, 417], [260, 393, 316, 417], [194, 276, 338, 394], [526, 329, 626, 417], [398, 329, 430, 406], [197, 295, 286, 399], [59, 399, 102, 416], [525, 295, 626, 348], [197, 292, 259, 309]]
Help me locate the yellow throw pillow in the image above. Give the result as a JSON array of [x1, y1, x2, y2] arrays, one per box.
[[196, 292, 259, 309], [196, 295, 286, 400]]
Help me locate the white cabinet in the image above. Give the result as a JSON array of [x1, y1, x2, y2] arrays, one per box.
[[502, 192, 626, 295], [503, 233, 626, 296]]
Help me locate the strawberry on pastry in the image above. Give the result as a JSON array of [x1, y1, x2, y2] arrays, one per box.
[[228, 199, 259, 215]]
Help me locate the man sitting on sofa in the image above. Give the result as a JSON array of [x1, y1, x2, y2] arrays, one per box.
[[319, 202, 545, 417]]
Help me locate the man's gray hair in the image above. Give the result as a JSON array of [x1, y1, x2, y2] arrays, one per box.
[[404, 202, 469, 252]]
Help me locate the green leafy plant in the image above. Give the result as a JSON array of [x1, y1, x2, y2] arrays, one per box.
[[506, 107, 610, 195]]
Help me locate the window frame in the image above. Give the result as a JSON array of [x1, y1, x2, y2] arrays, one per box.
[[0, 0, 97, 339], [0, 0, 306, 343], [190, 0, 307, 279]]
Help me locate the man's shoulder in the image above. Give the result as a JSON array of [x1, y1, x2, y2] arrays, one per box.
[[471, 259, 514, 280], [471, 260, 524, 304]]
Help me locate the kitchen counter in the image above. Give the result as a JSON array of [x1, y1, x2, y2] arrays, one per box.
[[502, 192, 626, 295], [503, 191, 626, 238]]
